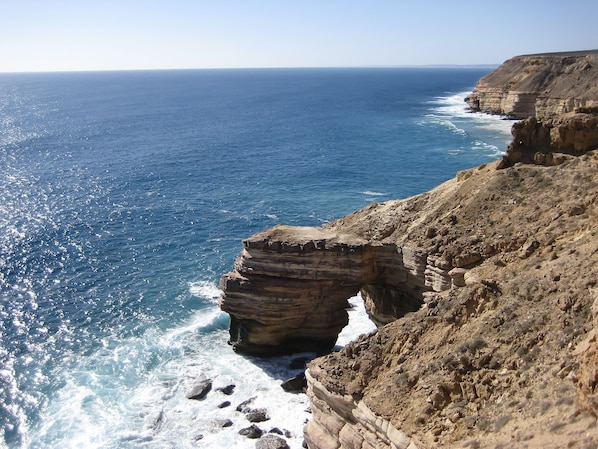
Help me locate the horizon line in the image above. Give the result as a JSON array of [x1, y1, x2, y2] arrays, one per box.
[[0, 63, 500, 75]]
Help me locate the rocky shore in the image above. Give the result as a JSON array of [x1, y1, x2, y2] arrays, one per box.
[[219, 50, 598, 448], [180, 370, 303, 449]]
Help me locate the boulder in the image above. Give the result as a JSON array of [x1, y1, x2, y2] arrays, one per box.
[[255, 434, 290, 449], [239, 424, 263, 439], [281, 373, 307, 393], [216, 384, 236, 395], [215, 418, 233, 428], [185, 375, 212, 400], [236, 397, 256, 412], [245, 408, 270, 423]]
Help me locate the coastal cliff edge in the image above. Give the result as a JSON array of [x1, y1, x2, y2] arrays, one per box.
[[219, 51, 598, 448]]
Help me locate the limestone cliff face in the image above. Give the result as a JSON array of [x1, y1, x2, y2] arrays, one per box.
[[219, 227, 370, 355], [303, 153, 598, 449], [499, 111, 598, 167], [219, 52, 598, 448], [466, 50, 598, 119]]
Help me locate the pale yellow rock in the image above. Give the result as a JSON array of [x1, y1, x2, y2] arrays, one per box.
[[220, 52, 598, 447], [466, 50, 598, 119]]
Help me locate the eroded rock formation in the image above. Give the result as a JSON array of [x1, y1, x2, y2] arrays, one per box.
[[219, 227, 368, 355], [304, 152, 598, 449], [465, 50, 598, 119], [498, 111, 598, 168], [219, 51, 598, 448], [219, 225, 425, 355]]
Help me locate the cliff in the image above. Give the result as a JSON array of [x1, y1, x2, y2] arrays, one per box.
[[219, 52, 598, 448], [465, 50, 598, 119], [303, 154, 598, 449]]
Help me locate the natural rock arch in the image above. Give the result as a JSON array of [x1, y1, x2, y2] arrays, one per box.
[[219, 110, 598, 356], [219, 225, 443, 355]]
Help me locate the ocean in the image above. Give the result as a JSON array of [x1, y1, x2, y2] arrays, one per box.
[[0, 67, 514, 448]]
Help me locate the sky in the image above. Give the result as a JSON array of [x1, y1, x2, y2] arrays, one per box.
[[1, 0, 597, 73]]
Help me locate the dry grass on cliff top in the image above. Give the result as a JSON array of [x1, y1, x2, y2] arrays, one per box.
[[314, 151, 598, 448]]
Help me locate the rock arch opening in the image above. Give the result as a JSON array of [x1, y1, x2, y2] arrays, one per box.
[[335, 294, 378, 348], [219, 224, 444, 356]]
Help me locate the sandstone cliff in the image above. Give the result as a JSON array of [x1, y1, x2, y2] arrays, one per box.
[[465, 50, 598, 119], [303, 153, 598, 449], [219, 53, 598, 448], [220, 153, 598, 449]]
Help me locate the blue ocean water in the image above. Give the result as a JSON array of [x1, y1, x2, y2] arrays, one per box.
[[0, 68, 514, 448]]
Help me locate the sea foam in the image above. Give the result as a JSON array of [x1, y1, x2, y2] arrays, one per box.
[[0, 68, 511, 448]]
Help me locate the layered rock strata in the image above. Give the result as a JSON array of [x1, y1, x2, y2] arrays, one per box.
[[466, 50, 598, 119], [499, 111, 598, 167], [305, 366, 419, 449], [220, 225, 426, 355], [304, 152, 598, 449], [219, 51, 598, 448]]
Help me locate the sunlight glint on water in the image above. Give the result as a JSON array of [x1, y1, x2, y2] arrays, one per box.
[[0, 68, 515, 448]]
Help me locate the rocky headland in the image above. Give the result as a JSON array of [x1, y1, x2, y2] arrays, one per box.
[[219, 50, 598, 448], [465, 50, 598, 119]]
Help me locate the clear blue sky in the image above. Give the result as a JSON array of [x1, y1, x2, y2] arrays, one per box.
[[1, 0, 597, 72]]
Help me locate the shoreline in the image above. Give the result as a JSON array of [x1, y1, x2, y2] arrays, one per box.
[[218, 50, 598, 448]]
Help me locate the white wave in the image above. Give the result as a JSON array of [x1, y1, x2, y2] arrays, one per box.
[[24, 291, 379, 449], [0, 359, 33, 448], [471, 140, 499, 151], [32, 379, 116, 449], [360, 190, 386, 197], [188, 280, 221, 303], [424, 90, 517, 155], [436, 117, 467, 136], [336, 294, 378, 347], [427, 92, 471, 117], [160, 308, 227, 345]]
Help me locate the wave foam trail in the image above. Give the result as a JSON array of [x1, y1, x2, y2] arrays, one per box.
[[422, 90, 517, 159], [23, 291, 377, 448], [431, 90, 516, 135], [360, 190, 387, 197], [427, 116, 467, 136], [188, 280, 221, 304]]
